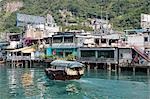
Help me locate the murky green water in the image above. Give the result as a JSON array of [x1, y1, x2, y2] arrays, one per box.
[[0, 65, 150, 99]]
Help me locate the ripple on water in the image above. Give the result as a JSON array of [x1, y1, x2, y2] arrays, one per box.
[[76, 78, 150, 99], [0, 67, 150, 99]]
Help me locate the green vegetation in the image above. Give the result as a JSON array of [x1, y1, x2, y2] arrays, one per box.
[[0, 0, 150, 32], [65, 54, 76, 61]]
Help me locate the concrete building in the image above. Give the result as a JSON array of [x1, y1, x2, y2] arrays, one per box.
[[49, 32, 81, 58]]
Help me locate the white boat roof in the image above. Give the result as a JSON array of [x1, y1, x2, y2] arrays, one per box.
[[50, 60, 84, 68]]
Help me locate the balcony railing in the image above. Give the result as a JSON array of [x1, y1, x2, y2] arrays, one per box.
[[52, 43, 78, 48], [78, 57, 117, 63], [7, 56, 31, 61]]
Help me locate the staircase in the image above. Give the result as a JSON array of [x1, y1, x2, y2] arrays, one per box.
[[132, 46, 150, 62]]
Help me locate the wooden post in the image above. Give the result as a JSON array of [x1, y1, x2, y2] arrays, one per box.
[[107, 63, 111, 71], [16, 52, 18, 68], [11, 56, 13, 68], [29, 55, 31, 68], [107, 63, 111, 79], [94, 63, 98, 70], [133, 67, 135, 76], [108, 70, 111, 79], [118, 67, 121, 74], [114, 64, 117, 77], [147, 67, 149, 75], [87, 63, 90, 71], [25, 60, 28, 68], [115, 64, 117, 71], [21, 52, 23, 68], [12, 52, 14, 68], [32, 60, 34, 67]]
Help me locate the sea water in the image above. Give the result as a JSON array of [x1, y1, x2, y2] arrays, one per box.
[[0, 65, 150, 99]]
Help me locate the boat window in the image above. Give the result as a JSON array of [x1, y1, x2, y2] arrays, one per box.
[[56, 66, 65, 70], [51, 66, 56, 69]]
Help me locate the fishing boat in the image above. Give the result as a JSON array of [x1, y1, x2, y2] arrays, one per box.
[[45, 60, 85, 80], [0, 58, 4, 64]]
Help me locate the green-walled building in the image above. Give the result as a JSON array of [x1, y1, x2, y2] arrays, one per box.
[[46, 32, 80, 58]]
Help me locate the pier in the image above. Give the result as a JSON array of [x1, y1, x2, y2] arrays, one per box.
[[5, 56, 52, 68]]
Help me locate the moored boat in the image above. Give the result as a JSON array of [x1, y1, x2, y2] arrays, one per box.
[[0, 61, 4, 64], [45, 60, 85, 80]]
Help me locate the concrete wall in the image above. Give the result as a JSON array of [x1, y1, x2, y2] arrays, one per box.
[[77, 47, 118, 63], [119, 48, 132, 64], [127, 35, 144, 50]]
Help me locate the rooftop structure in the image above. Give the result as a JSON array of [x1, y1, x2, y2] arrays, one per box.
[[16, 13, 46, 27], [16, 13, 57, 27]]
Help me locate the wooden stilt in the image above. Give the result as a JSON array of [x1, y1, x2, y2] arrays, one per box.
[[118, 67, 121, 74], [94, 63, 98, 70], [87, 63, 90, 71], [107, 63, 111, 71], [115, 64, 117, 71], [147, 67, 149, 75], [30, 60, 32, 68], [133, 67, 135, 76]]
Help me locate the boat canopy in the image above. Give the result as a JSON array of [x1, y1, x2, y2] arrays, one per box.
[[50, 60, 84, 68]]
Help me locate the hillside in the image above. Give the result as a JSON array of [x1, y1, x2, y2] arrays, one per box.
[[0, 0, 150, 32]]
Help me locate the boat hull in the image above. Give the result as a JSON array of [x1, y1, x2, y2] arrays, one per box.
[[45, 69, 83, 80], [0, 61, 5, 64]]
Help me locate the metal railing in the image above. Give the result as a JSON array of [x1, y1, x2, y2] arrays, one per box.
[[7, 56, 31, 61], [52, 43, 77, 48], [78, 57, 117, 63]]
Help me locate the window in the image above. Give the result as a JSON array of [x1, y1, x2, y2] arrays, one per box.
[[95, 39, 99, 45], [81, 50, 95, 57], [98, 50, 114, 58], [144, 37, 148, 42], [64, 37, 73, 43], [53, 37, 62, 43], [101, 39, 106, 43]]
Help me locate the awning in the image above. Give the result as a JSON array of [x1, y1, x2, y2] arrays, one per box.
[[7, 46, 35, 53], [8, 47, 29, 52], [22, 48, 35, 53]]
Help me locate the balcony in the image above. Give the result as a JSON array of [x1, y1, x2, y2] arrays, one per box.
[[78, 57, 117, 63], [7, 56, 31, 61], [52, 43, 77, 48]]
